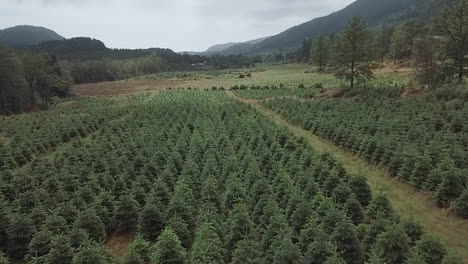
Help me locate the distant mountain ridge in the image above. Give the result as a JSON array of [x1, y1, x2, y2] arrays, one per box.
[[203, 36, 270, 55], [30, 37, 185, 61], [0, 25, 64, 48], [220, 0, 454, 55]]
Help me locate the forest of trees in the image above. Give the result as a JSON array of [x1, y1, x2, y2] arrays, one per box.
[[299, 0, 468, 89], [0, 45, 71, 114]]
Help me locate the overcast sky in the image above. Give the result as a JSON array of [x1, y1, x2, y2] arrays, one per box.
[[1, 0, 354, 51]]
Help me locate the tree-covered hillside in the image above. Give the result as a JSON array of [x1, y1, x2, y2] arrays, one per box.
[[0, 25, 64, 49], [222, 0, 454, 55]]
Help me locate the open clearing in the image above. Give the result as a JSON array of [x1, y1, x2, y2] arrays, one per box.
[[73, 64, 344, 96]]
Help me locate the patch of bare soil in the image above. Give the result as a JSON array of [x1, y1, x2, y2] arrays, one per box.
[[374, 60, 414, 74], [105, 231, 135, 257]]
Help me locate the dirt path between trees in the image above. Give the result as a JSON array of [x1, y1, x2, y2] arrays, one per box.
[[226, 91, 468, 262]]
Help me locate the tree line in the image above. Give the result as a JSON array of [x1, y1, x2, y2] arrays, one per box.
[[0, 45, 71, 114], [299, 0, 468, 89]]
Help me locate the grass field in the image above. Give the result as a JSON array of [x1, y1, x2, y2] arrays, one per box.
[[73, 64, 349, 96]]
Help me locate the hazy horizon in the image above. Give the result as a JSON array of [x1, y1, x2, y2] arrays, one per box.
[[1, 0, 354, 51]]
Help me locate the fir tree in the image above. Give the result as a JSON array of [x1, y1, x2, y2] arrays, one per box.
[[435, 168, 465, 207], [73, 241, 112, 264], [332, 220, 364, 264], [190, 223, 224, 264], [271, 232, 302, 264], [345, 198, 364, 225], [27, 230, 53, 260], [46, 234, 74, 264], [372, 224, 410, 264], [74, 209, 106, 242], [453, 188, 468, 219], [139, 203, 165, 242], [231, 239, 263, 264], [114, 195, 140, 232], [7, 214, 34, 260], [225, 203, 254, 261], [366, 193, 393, 219], [348, 175, 372, 206], [400, 217, 424, 246], [122, 252, 145, 264], [302, 230, 335, 264], [151, 228, 187, 264], [127, 236, 151, 263], [415, 234, 447, 264]]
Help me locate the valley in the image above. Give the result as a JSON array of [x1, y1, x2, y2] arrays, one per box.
[[1, 0, 467, 263]]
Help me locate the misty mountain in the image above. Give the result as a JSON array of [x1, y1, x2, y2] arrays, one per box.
[[222, 0, 453, 55], [203, 36, 270, 55], [0, 25, 64, 48]]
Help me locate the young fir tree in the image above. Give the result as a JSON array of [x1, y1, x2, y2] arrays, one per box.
[[302, 229, 335, 264], [167, 180, 195, 226], [74, 209, 106, 242], [139, 202, 165, 242], [400, 217, 424, 246], [69, 228, 90, 249], [151, 228, 187, 264], [271, 231, 302, 264], [409, 155, 432, 189], [72, 241, 112, 264], [262, 212, 290, 262], [362, 217, 391, 252], [114, 195, 140, 232], [190, 222, 224, 264], [366, 193, 394, 219], [372, 224, 410, 264], [27, 230, 53, 260], [453, 188, 468, 219], [333, 17, 374, 89], [415, 234, 447, 264], [435, 168, 466, 207], [406, 250, 427, 264], [298, 214, 320, 251], [348, 174, 373, 206], [331, 220, 364, 264], [365, 251, 386, 264], [225, 203, 254, 261], [231, 239, 263, 264], [345, 198, 364, 225], [127, 236, 151, 263], [321, 207, 348, 235], [7, 214, 34, 260], [46, 234, 74, 264], [122, 252, 145, 264]]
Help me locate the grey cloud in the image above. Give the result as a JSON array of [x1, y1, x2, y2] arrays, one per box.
[[2, 0, 354, 51]]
